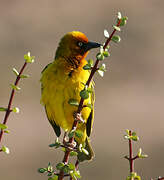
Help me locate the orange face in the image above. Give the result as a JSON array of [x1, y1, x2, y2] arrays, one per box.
[[55, 31, 100, 60]]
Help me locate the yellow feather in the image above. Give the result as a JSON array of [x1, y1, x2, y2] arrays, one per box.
[[40, 31, 99, 161]]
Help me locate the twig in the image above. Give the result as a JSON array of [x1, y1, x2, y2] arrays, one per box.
[[0, 62, 27, 145], [128, 130, 134, 173], [125, 130, 140, 175]]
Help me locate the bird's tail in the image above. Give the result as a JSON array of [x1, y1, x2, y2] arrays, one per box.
[[77, 137, 94, 162]]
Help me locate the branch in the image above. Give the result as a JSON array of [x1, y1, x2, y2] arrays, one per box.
[[58, 18, 122, 180], [0, 52, 34, 152]]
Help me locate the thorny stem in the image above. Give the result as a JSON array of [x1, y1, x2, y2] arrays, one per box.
[[58, 19, 122, 180], [0, 62, 27, 147]]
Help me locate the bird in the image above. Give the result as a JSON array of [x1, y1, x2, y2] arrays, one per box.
[[40, 31, 100, 162]]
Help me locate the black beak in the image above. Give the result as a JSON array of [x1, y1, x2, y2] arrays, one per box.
[[84, 41, 101, 52]]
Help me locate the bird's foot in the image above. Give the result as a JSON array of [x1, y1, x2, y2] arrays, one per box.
[[73, 112, 85, 123], [63, 132, 77, 151], [63, 132, 68, 145], [64, 141, 77, 151]]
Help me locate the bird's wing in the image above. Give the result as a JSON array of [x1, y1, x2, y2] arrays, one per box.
[[45, 106, 61, 137], [41, 63, 52, 74], [86, 82, 95, 137], [41, 63, 61, 137]]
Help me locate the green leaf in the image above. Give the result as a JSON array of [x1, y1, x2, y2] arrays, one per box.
[[140, 154, 148, 158], [75, 130, 83, 138], [24, 52, 35, 63], [48, 175, 58, 180], [111, 35, 121, 43], [99, 46, 104, 54], [70, 151, 78, 156], [74, 170, 81, 178], [68, 99, 79, 106], [99, 63, 106, 71], [61, 147, 66, 152], [70, 171, 77, 180], [138, 148, 148, 158], [0, 107, 7, 112], [63, 165, 69, 173], [125, 129, 130, 135], [120, 16, 128, 26], [68, 130, 75, 138], [79, 144, 83, 152], [47, 173, 52, 176], [12, 107, 20, 113], [68, 163, 75, 170], [12, 68, 19, 76], [117, 12, 122, 19], [87, 59, 93, 66], [124, 135, 130, 140], [4, 129, 10, 134], [132, 136, 139, 141], [20, 74, 30, 78], [104, 29, 109, 38], [2, 146, 10, 154], [130, 172, 137, 178], [82, 148, 89, 155], [47, 163, 53, 173], [137, 148, 142, 157], [134, 176, 141, 180], [130, 173, 141, 180], [113, 25, 121, 32], [126, 176, 131, 180], [56, 162, 65, 171], [97, 70, 104, 77], [86, 87, 92, 93], [49, 141, 61, 148], [38, 168, 47, 173], [132, 132, 136, 136], [49, 138, 61, 148], [0, 123, 8, 130], [80, 89, 89, 99], [83, 64, 92, 70], [98, 63, 106, 77], [96, 53, 105, 61], [103, 51, 110, 57], [49, 143, 56, 147], [10, 84, 21, 91]]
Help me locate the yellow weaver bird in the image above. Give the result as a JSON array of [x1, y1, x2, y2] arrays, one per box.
[[40, 31, 100, 162]]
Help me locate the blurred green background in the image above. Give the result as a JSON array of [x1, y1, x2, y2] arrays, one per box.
[[0, 0, 164, 179]]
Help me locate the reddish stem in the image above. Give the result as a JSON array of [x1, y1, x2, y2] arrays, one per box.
[[158, 177, 164, 180], [0, 62, 27, 145], [58, 19, 122, 180], [128, 131, 133, 173]]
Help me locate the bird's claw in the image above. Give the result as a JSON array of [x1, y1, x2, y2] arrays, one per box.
[[73, 112, 85, 123], [63, 141, 77, 151], [63, 132, 77, 151]]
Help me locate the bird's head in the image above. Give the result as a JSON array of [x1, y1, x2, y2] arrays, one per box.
[[55, 31, 101, 66]]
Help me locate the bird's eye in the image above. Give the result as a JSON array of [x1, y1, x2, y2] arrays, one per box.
[[77, 42, 83, 47]]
